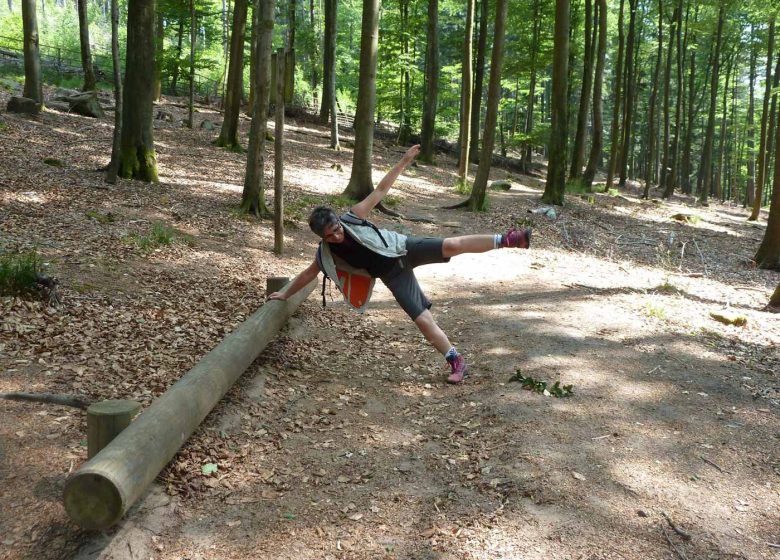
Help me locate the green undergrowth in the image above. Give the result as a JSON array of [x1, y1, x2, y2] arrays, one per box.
[[125, 221, 194, 252], [508, 370, 574, 397], [286, 193, 358, 223], [0, 249, 42, 297]]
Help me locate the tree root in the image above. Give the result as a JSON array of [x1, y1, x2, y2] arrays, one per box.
[[1, 392, 91, 410]]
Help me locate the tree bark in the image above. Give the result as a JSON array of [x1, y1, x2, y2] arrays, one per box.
[[466, 0, 508, 211], [171, 18, 185, 94], [418, 0, 439, 163], [751, 19, 775, 220], [187, 0, 195, 129], [618, 0, 638, 188], [457, 0, 475, 185], [745, 24, 757, 207], [755, 105, 780, 269], [541, 0, 569, 205], [663, 0, 684, 198], [699, 3, 724, 206], [605, 0, 625, 189], [659, 6, 676, 191], [583, 0, 606, 191], [153, 11, 164, 101], [642, 0, 663, 200], [21, 0, 42, 104], [242, 0, 275, 216], [469, 0, 488, 164], [319, 0, 336, 124], [217, 0, 248, 150], [680, 4, 698, 195], [520, 0, 541, 172], [77, 0, 96, 91], [343, 0, 380, 200], [396, 0, 412, 145], [569, 0, 593, 180], [118, 0, 158, 182], [105, 0, 123, 184], [274, 48, 285, 255]]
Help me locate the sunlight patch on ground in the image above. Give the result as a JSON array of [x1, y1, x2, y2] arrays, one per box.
[[3, 190, 48, 205]]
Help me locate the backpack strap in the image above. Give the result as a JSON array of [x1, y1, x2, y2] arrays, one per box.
[[341, 212, 389, 248]]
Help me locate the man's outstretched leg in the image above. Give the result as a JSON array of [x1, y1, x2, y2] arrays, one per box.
[[414, 309, 468, 384], [442, 228, 531, 258]]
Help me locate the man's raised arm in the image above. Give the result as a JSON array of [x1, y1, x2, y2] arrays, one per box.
[[350, 144, 420, 220]]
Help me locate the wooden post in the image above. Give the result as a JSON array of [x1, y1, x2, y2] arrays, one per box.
[[274, 48, 285, 255], [266, 276, 289, 294], [62, 279, 316, 530], [87, 400, 141, 459]]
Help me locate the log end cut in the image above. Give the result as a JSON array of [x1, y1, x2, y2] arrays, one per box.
[[63, 470, 125, 530]]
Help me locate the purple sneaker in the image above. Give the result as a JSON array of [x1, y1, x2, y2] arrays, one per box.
[[501, 227, 532, 249], [446, 354, 468, 384]]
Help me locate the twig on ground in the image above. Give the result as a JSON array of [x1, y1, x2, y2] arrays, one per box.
[[661, 511, 692, 541], [678, 241, 687, 270], [700, 455, 728, 474], [646, 365, 662, 375], [662, 527, 690, 560], [0, 392, 91, 410], [767, 543, 780, 549], [692, 238, 708, 275]]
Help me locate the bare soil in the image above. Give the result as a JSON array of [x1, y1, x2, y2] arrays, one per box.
[[1, 90, 779, 560]]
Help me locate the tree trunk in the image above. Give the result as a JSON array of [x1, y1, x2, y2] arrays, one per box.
[[285, 0, 296, 102], [467, 0, 508, 211], [768, 280, 780, 310], [105, 0, 122, 184], [274, 48, 285, 255], [329, 42, 339, 150], [746, 24, 757, 207], [469, 0, 488, 164], [118, 0, 158, 182], [541, 0, 569, 206], [457, 0, 475, 184], [569, 0, 593, 180], [397, 0, 412, 145], [21, 0, 42, 104], [171, 18, 185, 94], [241, 0, 275, 216], [418, 0, 439, 163], [715, 51, 734, 202], [319, 0, 336, 123], [659, 6, 676, 191], [187, 0, 195, 129], [642, 0, 663, 200], [217, 0, 248, 150], [605, 0, 625, 189], [520, 0, 541, 172], [618, 0, 638, 188], [663, 0, 684, 198], [583, 0, 606, 191], [153, 11, 164, 101], [680, 4, 698, 195], [343, 0, 380, 200], [751, 18, 775, 220], [755, 106, 780, 269], [77, 0, 96, 91], [699, 3, 724, 206]]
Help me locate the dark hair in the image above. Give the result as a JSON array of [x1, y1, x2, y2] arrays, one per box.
[[309, 206, 339, 236]]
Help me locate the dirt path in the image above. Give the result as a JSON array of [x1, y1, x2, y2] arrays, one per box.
[[1, 93, 779, 559]]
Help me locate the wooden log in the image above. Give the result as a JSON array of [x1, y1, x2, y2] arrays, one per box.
[[87, 400, 142, 459], [63, 278, 316, 529], [266, 276, 289, 293]]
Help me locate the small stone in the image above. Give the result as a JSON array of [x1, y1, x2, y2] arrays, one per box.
[[637, 510, 650, 518]]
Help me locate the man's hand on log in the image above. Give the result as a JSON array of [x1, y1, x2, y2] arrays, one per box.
[[267, 291, 288, 301]]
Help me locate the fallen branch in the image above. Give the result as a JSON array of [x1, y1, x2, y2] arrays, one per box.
[[661, 511, 692, 541], [662, 527, 689, 560], [700, 455, 727, 474], [1, 392, 91, 410], [692, 238, 708, 275], [767, 543, 780, 549]]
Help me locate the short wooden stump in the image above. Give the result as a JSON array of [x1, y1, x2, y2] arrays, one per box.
[[87, 400, 142, 459], [266, 276, 290, 294]]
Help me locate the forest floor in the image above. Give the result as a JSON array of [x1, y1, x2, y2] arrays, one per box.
[[1, 87, 780, 560]]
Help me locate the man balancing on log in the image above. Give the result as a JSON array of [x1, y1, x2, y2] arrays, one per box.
[[267, 144, 531, 384]]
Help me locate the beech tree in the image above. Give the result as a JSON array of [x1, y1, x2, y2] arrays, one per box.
[[216, 0, 248, 150], [418, 0, 439, 164], [77, 0, 96, 91], [118, 0, 158, 182], [343, 0, 380, 201], [241, 0, 275, 216], [21, 0, 42, 105], [542, 0, 569, 205], [456, 0, 475, 186]]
